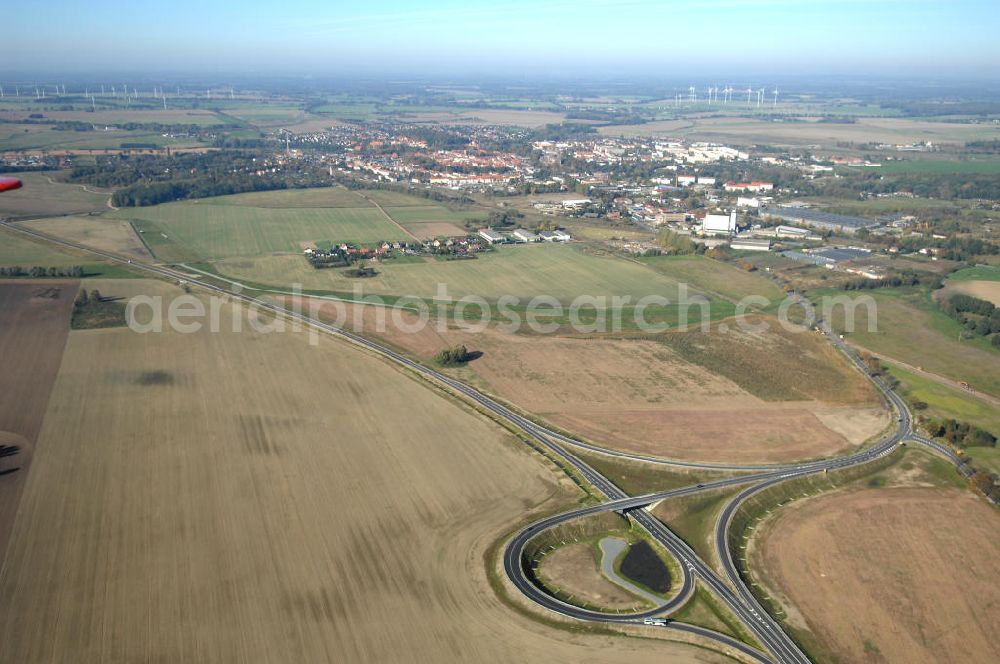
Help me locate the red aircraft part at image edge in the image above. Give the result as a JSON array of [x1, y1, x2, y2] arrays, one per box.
[[0, 177, 23, 192]]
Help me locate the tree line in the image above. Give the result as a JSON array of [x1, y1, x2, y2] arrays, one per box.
[[924, 417, 997, 449], [841, 271, 942, 291], [66, 151, 336, 207], [0, 265, 86, 277]]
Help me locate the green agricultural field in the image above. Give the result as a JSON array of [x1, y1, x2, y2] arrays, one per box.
[[0, 228, 138, 279], [889, 366, 1000, 448], [215, 243, 699, 303], [857, 157, 1000, 175], [640, 255, 786, 307], [310, 102, 379, 119], [363, 190, 440, 207], [113, 202, 409, 260], [0, 125, 203, 151], [948, 265, 1000, 282], [820, 287, 1000, 395], [222, 105, 304, 126], [193, 187, 367, 208], [384, 205, 483, 225]]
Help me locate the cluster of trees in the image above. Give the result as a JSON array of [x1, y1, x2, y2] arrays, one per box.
[[530, 122, 597, 142], [434, 345, 473, 367], [66, 151, 339, 207], [343, 264, 377, 278], [925, 418, 997, 449], [657, 229, 704, 256], [67, 151, 263, 188], [968, 470, 1000, 504], [860, 351, 888, 377], [112, 177, 292, 207], [841, 271, 942, 291], [796, 168, 1000, 201], [965, 140, 1000, 154], [0, 265, 86, 277], [940, 293, 1000, 343], [75, 289, 103, 308], [332, 174, 475, 206], [480, 209, 523, 229], [924, 237, 999, 261]]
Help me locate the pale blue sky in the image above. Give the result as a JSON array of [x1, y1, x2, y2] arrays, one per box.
[[3, 0, 997, 76]]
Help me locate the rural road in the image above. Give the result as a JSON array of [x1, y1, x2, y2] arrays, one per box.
[[0, 220, 979, 664]]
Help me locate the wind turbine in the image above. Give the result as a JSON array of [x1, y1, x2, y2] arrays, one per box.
[[757, 88, 764, 107], [688, 85, 696, 104], [746, 86, 753, 108], [773, 86, 779, 108]]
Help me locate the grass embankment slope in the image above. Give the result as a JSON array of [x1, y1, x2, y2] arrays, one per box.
[[890, 364, 1000, 475], [821, 286, 1000, 395], [0, 280, 726, 664]]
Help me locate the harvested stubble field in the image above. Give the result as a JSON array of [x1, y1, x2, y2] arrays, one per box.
[[20, 215, 152, 261], [754, 486, 1000, 664], [302, 300, 886, 464], [0, 280, 77, 558], [0, 227, 91, 267], [943, 279, 1000, 307], [0, 280, 727, 664]]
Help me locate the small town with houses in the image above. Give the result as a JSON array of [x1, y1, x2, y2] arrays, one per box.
[[267, 119, 985, 285]]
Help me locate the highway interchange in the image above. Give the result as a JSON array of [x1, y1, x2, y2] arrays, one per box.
[[1, 219, 978, 664]]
